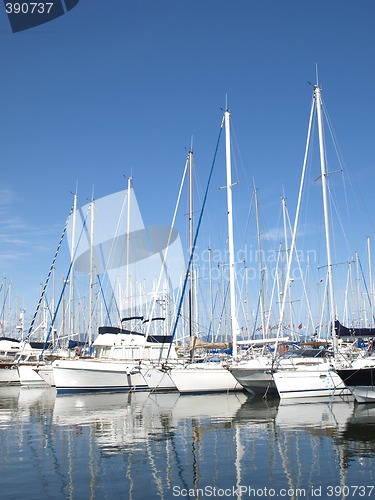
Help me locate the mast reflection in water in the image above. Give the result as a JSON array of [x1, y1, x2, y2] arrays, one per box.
[[0, 387, 374, 499]]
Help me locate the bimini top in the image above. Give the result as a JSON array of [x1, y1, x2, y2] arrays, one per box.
[[335, 320, 375, 339], [97, 326, 173, 344]]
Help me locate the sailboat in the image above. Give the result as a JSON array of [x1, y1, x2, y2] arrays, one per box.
[[229, 191, 294, 396], [167, 109, 243, 393], [271, 83, 351, 399]]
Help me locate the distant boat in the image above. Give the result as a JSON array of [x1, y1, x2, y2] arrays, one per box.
[[0, 337, 22, 361], [0, 340, 56, 386]]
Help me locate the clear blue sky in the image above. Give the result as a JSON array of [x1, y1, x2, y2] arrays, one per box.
[[1, 1, 375, 334]]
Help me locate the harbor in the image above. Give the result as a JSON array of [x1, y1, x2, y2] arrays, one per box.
[[1, 2, 375, 499], [1, 387, 374, 499]]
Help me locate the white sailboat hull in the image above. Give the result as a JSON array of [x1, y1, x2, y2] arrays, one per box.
[[34, 365, 55, 386], [0, 363, 20, 385], [230, 366, 276, 395], [229, 356, 276, 395], [52, 359, 149, 393], [273, 367, 349, 399], [141, 365, 176, 391], [18, 364, 50, 387], [169, 364, 242, 393]]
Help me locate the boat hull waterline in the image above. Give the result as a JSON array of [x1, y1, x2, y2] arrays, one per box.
[[53, 359, 149, 393]]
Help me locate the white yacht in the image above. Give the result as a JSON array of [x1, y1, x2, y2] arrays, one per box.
[[52, 324, 179, 393]]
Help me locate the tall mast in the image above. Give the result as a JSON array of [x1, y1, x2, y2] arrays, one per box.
[[355, 252, 362, 325], [126, 177, 132, 318], [254, 187, 267, 337], [281, 196, 294, 337], [188, 149, 195, 361], [314, 84, 337, 353], [88, 197, 95, 346], [69, 192, 77, 342], [208, 246, 214, 342], [224, 109, 239, 358], [367, 236, 374, 325]]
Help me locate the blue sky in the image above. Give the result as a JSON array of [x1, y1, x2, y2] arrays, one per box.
[[1, 1, 375, 335]]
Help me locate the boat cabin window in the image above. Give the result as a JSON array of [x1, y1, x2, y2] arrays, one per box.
[[113, 347, 124, 360], [113, 347, 142, 360], [95, 346, 112, 358]]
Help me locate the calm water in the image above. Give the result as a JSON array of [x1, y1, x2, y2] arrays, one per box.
[[0, 388, 374, 500]]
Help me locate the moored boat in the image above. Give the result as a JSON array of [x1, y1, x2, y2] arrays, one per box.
[[335, 356, 375, 403], [52, 324, 179, 393]]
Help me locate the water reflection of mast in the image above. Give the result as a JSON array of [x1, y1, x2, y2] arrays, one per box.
[[89, 424, 95, 500], [67, 418, 74, 498], [192, 418, 200, 494], [235, 426, 245, 499], [275, 428, 303, 500]]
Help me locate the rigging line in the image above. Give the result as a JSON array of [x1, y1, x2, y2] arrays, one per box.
[[321, 97, 347, 172], [25, 202, 75, 341], [214, 280, 230, 342], [284, 199, 315, 330], [231, 124, 254, 254], [166, 116, 224, 358], [38, 206, 91, 361], [251, 281, 262, 341], [326, 181, 352, 255], [230, 119, 252, 195], [94, 186, 137, 316], [238, 188, 255, 258], [42, 294, 53, 322], [105, 275, 122, 325], [357, 255, 374, 322], [146, 151, 189, 337], [321, 98, 355, 235], [0, 285, 9, 325], [274, 90, 315, 355], [264, 245, 282, 337], [96, 274, 113, 326]]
